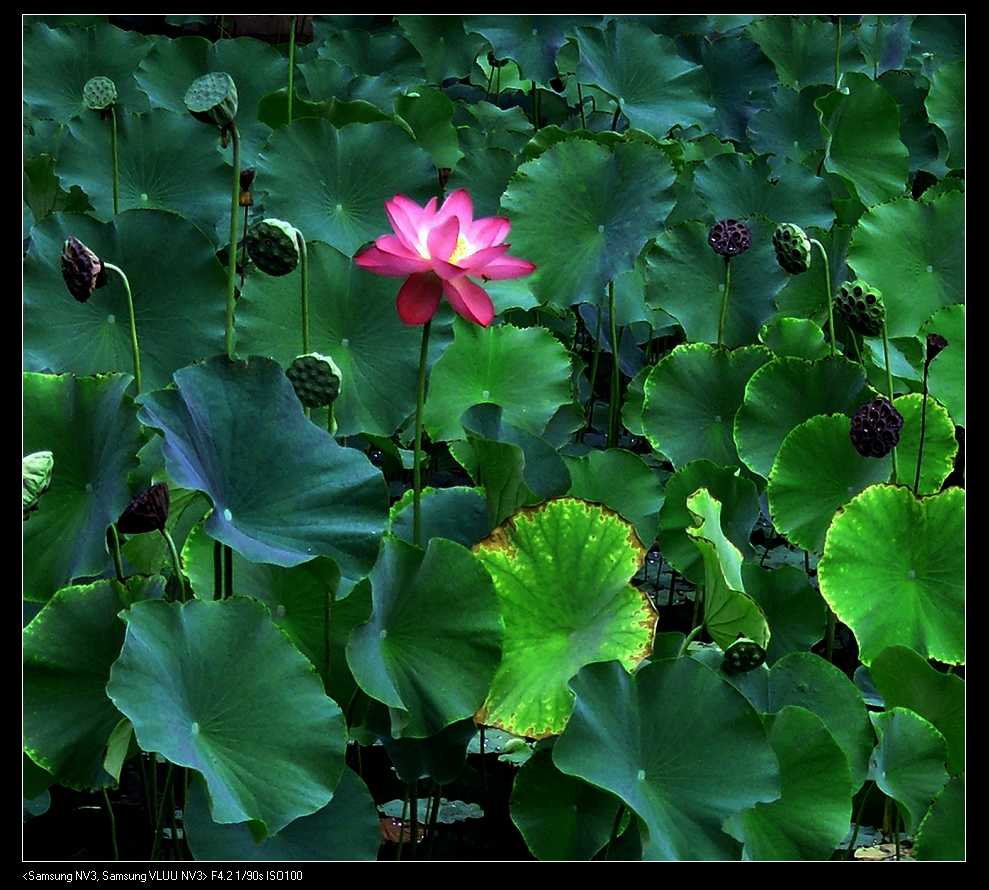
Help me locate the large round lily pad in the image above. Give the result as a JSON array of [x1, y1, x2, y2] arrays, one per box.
[[24, 211, 227, 391], [742, 564, 827, 665], [924, 58, 964, 170], [893, 394, 958, 495], [136, 355, 388, 582], [500, 136, 676, 309], [914, 775, 964, 861], [346, 535, 503, 739], [107, 597, 348, 837], [474, 498, 656, 738], [921, 304, 964, 427], [818, 485, 964, 666], [553, 659, 780, 860], [23, 372, 143, 602]]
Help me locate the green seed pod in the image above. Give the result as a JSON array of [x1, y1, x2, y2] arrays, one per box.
[[23, 451, 54, 520], [83, 76, 117, 111], [835, 279, 885, 337], [772, 223, 812, 275], [722, 637, 767, 673], [184, 72, 238, 129], [286, 353, 343, 409], [246, 219, 302, 276]]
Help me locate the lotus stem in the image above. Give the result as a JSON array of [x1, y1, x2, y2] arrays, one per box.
[[213, 540, 222, 599], [584, 308, 604, 437], [298, 232, 309, 354], [413, 320, 432, 548], [151, 762, 175, 860], [161, 528, 185, 602], [849, 327, 864, 366], [287, 16, 296, 124], [677, 621, 704, 657], [485, 66, 495, 100], [223, 544, 233, 599], [607, 281, 620, 448], [604, 803, 626, 860], [611, 102, 621, 131], [835, 17, 842, 88], [880, 321, 899, 480], [110, 106, 119, 216], [150, 755, 158, 853], [825, 608, 836, 663], [426, 785, 442, 859], [496, 65, 501, 96], [410, 780, 419, 860], [103, 263, 142, 394], [893, 806, 901, 860], [845, 782, 874, 859], [717, 258, 732, 349], [102, 787, 119, 860], [809, 239, 836, 357], [167, 778, 180, 858], [914, 359, 931, 496], [577, 82, 587, 128], [108, 524, 125, 583], [479, 725, 488, 797], [873, 17, 882, 80], [240, 205, 249, 289], [225, 123, 242, 360]]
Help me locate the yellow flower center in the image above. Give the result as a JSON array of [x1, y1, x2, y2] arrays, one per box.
[[448, 234, 471, 265]]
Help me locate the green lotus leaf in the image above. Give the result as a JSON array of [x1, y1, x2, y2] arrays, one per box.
[[819, 485, 964, 666], [620, 366, 649, 437], [314, 23, 423, 81], [746, 16, 866, 90], [914, 775, 964, 861], [458, 102, 534, 155], [135, 35, 287, 166], [56, 108, 230, 242], [423, 320, 572, 443], [474, 499, 656, 738], [470, 16, 597, 84], [658, 460, 760, 584], [23, 754, 54, 802], [23, 22, 152, 123], [868, 708, 949, 834], [765, 652, 874, 790], [741, 564, 827, 664], [773, 223, 852, 322], [394, 88, 463, 169], [395, 15, 486, 82], [450, 145, 520, 221], [643, 343, 773, 471], [553, 659, 780, 860], [121, 484, 209, 581], [692, 154, 835, 230], [563, 448, 664, 547], [925, 59, 963, 170], [388, 486, 490, 550], [574, 21, 715, 138], [237, 242, 451, 438], [877, 69, 946, 177], [685, 488, 771, 651], [182, 522, 340, 683], [759, 316, 830, 360], [450, 436, 538, 529], [642, 221, 785, 348], [870, 646, 964, 775], [255, 118, 436, 257], [185, 767, 379, 861], [510, 748, 619, 860], [24, 577, 161, 790], [857, 16, 913, 76], [347, 536, 503, 738], [845, 192, 963, 338], [747, 84, 831, 169], [136, 356, 388, 582], [817, 73, 910, 207], [24, 155, 93, 227], [893, 394, 958, 495], [500, 136, 676, 309], [734, 355, 871, 479], [107, 597, 347, 837], [697, 32, 777, 143], [921, 304, 964, 426], [24, 211, 227, 391], [23, 372, 143, 601], [908, 16, 964, 71], [768, 415, 892, 553], [725, 705, 853, 859]]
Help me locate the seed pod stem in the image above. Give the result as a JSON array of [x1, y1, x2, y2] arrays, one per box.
[[226, 124, 241, 359], [160, 528, 185, 602], [880, 320, 899, 480], [809, 239, 836, 357], [108, 524, 125, 583], [677, 619, 705, 658], [298, 231, 309, 355], [717, 257, 732, 349], [103, 262, 142, 394]]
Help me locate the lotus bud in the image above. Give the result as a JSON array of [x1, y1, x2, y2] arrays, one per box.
[[116, 483, 170, 535], [239, 167, 256, 207], [286, 353, 343, 409], [772, 223, 812, 275], [184, 72, 238, 129], [23, 451, 54, 520], [61, 236, 107, 303], [83, 76, 117, 111], [850, 396, 904, 458], [245, 219, 301, 276], [926, 333, 948, 366], [835, 279, 885, 337], [708, 219, 752, 258], [722, 637, 766, 673]]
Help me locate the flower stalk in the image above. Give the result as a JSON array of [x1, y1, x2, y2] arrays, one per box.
[[808, 239, 836, 357], [103, 263, 142, 393], [413, 320, 432, 548]]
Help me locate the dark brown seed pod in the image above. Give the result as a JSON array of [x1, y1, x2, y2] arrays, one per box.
[[926, 333, 948, 365], [60, 236, 107, 303], [708, 219, 752, 258], [850, 396, 904, 458], [116, 483, 170, 534]]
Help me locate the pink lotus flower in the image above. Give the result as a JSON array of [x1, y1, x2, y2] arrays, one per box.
[[354, 189, 536, 327]]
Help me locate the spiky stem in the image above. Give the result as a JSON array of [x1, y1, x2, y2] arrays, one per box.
[[161, 529, 185, 602], [717, 257, 732, 349], [584, 308, 604, 436], [103, 263, 142, 394], [880, 321, 899, 480], [298, 232, 309, 354], [413, 320, 432, 548], [151, 763, 175, 860], [108, 524, 125, 582], [809, 239, 836, 357]]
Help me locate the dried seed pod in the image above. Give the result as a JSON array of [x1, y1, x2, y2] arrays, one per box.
[[60, 236, 107, 303], [23, 451, 54, 520], [772, 223, 812, 275], [850, 396, 904, 458], [245, 219, 301, 276], [722, 637, 766, 673], [184, 72, 238, 129], [116, 483, 170, 535], [708, 219, 752, 258], [286, 353, 343, 409], [83, 76, 117, 111], [835, 279, 885, 337]]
